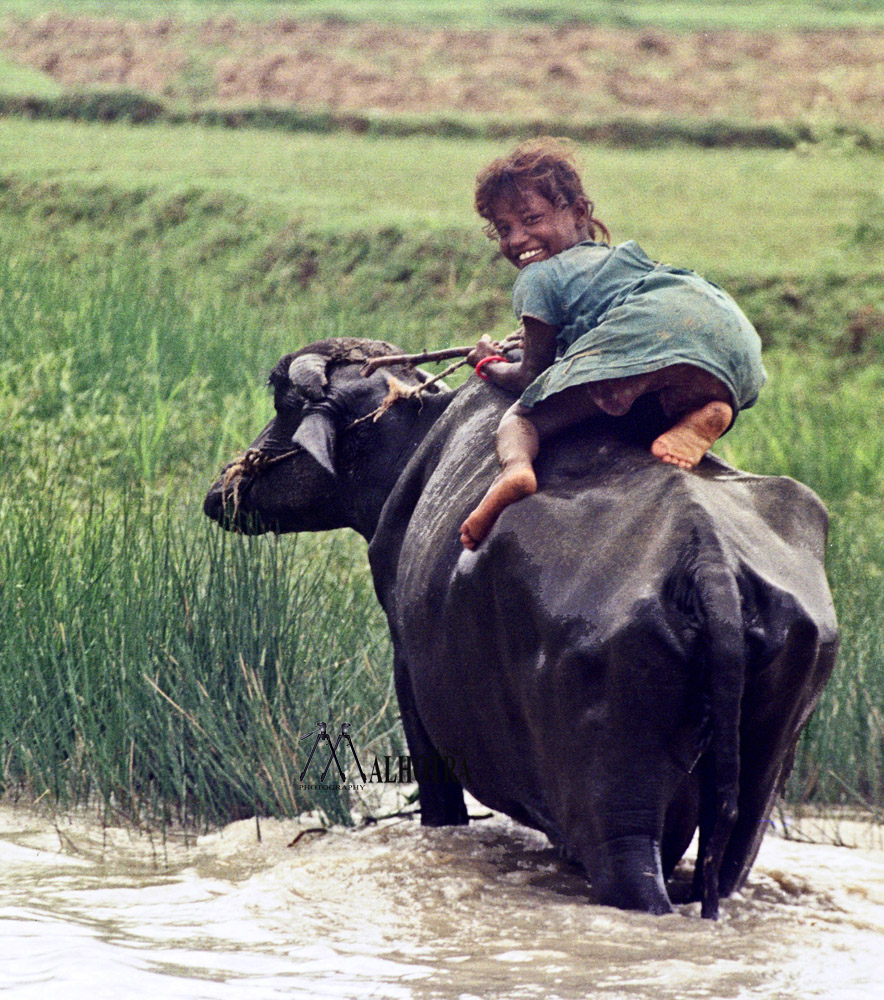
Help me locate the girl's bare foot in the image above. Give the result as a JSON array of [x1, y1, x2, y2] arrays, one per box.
[[650, 401, 733, 470], [460, 463, 537, 549]]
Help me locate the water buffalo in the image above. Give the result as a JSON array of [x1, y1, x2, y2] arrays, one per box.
[[204, 337, 838, 919]]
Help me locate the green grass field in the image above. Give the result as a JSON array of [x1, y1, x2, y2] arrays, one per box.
[[2, 119, 881, 275], [1, 2, 883, 830], [2, 0, 884, 30], [0, 51, 64, 97]]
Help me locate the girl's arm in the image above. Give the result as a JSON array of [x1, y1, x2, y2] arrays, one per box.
[[469, 316, 559, 393]]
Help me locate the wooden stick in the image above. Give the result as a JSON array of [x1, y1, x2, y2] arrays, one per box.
[[360, 331, 525, 376], [349, 332, 525, 428], [347, 356, 471, 430], [418, 355, 472, 391], [360, 346, 473, 375]]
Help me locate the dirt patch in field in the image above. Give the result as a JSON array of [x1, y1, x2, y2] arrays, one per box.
[[3, 14, 884, 127]]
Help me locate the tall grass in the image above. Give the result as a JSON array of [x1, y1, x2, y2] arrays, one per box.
[[0, 484, 396, 829], [0, 222, 402, 827], [0, 225, 273, 492], [722, 351, 884, 807]]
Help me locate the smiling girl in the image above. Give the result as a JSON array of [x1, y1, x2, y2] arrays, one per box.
[[460, 137, 766, 549]]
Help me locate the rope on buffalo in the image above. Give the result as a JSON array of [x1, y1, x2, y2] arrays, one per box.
[[220, 446, 299, 520]]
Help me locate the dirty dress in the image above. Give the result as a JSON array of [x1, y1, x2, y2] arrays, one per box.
[[514, 240, 766, 415]]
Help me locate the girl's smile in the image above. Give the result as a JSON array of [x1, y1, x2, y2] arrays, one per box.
[[490, 189, 590, 269]]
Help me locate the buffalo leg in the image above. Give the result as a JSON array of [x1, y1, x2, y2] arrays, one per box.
[[690, 753, 716, 904], [394, 653, 468, 827], [591, 834, 673, 915], [662, 772, 700, 878]]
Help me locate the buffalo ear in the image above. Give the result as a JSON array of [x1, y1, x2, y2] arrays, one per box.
[[292, 409, 337, 477]]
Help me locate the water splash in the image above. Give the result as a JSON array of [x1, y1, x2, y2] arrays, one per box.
[[1, 800, 882, 1000]]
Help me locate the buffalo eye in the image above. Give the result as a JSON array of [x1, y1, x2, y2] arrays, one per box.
[[276, 385, 305, 415], [266, 372, 303, 416]]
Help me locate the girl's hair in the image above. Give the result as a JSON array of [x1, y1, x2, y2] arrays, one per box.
[[475, 137, 611, 244]]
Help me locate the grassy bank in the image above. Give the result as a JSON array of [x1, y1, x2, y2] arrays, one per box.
[[1, 118, 883, 823], [8, 94, 878, 154], [2, 120, 882, 346]]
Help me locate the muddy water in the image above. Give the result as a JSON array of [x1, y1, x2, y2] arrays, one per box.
[[1, 796, 882, 1000]]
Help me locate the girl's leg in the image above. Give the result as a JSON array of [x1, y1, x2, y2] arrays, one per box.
[[459, 405, 538, 550], [650, 401, 733, 469], [459, 367, 734, 548], [460, 387, 602, 549], [648, 368, 734, 469]]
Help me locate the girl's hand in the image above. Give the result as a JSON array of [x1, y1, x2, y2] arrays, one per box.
[[469, 335, 521, 391], [498, 326, 525, 353], [469, 317, 558, 394], [467, 334, 500, 367]]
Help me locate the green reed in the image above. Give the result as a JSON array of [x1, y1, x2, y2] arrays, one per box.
[[0, 231, 402, 827], [0, 483, 396, 828], [722, 351, 884, 807]]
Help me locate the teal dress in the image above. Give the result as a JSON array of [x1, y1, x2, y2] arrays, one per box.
[[514, 240, 766, 413]]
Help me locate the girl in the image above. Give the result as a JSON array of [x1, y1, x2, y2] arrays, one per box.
[[460, 137, 766, 550]]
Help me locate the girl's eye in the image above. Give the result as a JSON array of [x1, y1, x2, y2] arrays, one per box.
[[522, 214, 542, 226]]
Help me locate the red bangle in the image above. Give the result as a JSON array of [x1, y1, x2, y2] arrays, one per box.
[[475, 355, 509, 380]]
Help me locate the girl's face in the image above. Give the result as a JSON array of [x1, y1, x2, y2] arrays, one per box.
[[490, 188, 590, 269]]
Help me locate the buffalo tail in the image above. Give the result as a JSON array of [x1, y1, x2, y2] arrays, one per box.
[[694, 563, 745, 920]]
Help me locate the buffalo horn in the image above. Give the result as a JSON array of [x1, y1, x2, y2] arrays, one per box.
[[292, 409, 337, 477], [288, 353, 328, 402]]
